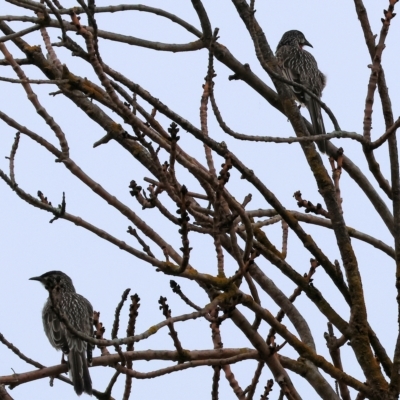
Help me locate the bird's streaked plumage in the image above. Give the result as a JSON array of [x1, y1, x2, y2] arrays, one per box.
[[276, 30, 327, 152], [30, 271, 93, 396]]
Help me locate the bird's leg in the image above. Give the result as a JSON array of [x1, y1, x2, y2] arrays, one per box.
[[60, 353, 68, 374]]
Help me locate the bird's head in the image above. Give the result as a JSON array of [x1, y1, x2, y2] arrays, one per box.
[[277, 30, 313, 50], [30, 270, 76, 293]]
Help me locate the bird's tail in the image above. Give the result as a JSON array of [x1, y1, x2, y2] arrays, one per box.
[[69, 347, 92, 396], [306, 97, 326, 153]]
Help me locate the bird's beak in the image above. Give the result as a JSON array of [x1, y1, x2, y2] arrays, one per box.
[[29, 276, 42, 282], [304, 38, 313, 48]]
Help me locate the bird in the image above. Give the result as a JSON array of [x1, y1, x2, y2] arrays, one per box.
[[30, 271, 93, 396], [275, 30, 327, 152]]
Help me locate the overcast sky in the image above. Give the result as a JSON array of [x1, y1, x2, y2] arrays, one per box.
[[1, 1, 399, 399]]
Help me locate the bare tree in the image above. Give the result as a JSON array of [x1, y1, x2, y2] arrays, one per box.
[[0, 1, 399, 399]]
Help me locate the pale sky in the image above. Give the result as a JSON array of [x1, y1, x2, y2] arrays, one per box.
[[0, 1, 399, 399]]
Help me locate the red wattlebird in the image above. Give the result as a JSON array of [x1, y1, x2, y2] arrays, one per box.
[[276, 30, 327, 152], [30, 271, 93, 396]]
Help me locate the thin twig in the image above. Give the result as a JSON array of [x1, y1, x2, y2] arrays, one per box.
[[7, 131, 19, 186], [176, 185, 192, 273], [0, 42, 70, 158], [0, 76, 68, 84], [158, 297, 185, 362], [0, 24, 41, 42], [123, 294, 140, 400], [112, 289, 131, 340], [127, 226, 155, 258], [244, 361, 264, 400]]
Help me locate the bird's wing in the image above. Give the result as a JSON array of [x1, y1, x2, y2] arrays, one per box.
[[61, 294, 91, 352], [42, 302, 69, 352], [69, 345, 92, 395], [276, 45, 306, 104], [302, 50, 326, 151], [304, 94, 326, 152], [63, 294, 93, 396]]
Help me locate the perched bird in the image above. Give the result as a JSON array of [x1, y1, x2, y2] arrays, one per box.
[[276, 30, 327, 152], [30, 271, 93, 396]]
